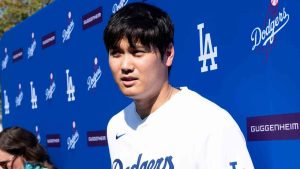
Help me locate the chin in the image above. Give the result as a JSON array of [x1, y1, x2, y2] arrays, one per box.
[[119, 87, 140, 98], [122, 91, 137, 98]]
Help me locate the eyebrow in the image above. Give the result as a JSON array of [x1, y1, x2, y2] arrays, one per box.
[[0, 160, 10, 163], [109, 47, 123, 52]]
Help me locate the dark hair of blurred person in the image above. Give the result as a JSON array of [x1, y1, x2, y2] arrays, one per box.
[[0, 126, 56, 169]]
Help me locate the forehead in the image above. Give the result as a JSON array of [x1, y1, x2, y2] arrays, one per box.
[[116, 38, 141, 47], [0, 149, 12, 160], [118, 38, 142, 48], [113, 37, 154, 49]]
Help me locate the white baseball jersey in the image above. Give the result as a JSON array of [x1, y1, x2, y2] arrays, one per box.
[[107, 87, 254, 169]]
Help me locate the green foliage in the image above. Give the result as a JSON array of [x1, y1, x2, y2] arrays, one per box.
[[0, 0, 53, 37]]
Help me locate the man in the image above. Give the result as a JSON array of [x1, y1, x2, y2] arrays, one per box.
[[104, 2, 254, 169]]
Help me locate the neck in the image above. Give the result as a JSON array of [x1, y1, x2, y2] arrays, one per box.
[[134, 84, 178, 120]]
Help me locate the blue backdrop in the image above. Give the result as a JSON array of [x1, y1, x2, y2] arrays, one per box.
[[1, 0, 299, 168]]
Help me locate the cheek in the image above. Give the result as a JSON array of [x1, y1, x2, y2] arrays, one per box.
[[108, 59, 114, 70], [13, 158, 24, 169], [139, 65, 161, 85], [109, 60, 119, 74], [141, 60, 164, 76]]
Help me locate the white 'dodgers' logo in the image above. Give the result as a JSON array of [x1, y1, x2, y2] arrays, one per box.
[[15, 83, 23, 107], [28, 32, 37, 58], [87, 57, 102, 91], [67, 121, 79, 150], [45, 73, 56, 100], [62, 11, 75, 43], [2, 48, 9, 70]]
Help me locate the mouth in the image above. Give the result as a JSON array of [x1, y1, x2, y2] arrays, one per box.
[[120, 77, 138, 87]]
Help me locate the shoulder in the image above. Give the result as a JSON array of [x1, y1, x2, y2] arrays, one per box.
[[107, 102, 134, 132], [177, 87, 241, 131], [177, 87, 228, 117]]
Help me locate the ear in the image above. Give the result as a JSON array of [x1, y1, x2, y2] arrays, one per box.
[[164, 43, 175, 67]]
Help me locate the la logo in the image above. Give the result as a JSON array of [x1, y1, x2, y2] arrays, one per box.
[[197, 23, 218, 73]]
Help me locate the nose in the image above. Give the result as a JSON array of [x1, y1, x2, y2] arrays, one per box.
[[121, 55, 134, 74]]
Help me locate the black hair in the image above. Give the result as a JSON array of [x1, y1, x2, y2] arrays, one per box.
[[103, 2, 174, 59], [0, 127, 56, 169]]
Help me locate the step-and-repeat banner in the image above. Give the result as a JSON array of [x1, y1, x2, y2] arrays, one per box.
[[1, 0, 299, 168]]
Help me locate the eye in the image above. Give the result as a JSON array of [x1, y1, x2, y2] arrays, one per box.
[[109, 50, 122, 58], [110, 52, 121, 58], [0, 160, 10, 169], [132, 49, 146, 57]]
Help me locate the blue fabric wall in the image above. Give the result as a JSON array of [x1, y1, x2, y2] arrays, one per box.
[[1, 0, 299, 168]]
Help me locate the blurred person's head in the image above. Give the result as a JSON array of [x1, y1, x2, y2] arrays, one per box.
[[0, 127, 55, 169]]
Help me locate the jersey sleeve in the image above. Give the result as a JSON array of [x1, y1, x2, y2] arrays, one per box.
[[203, 118, 254, 169], [107, 115, 118, 166]]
